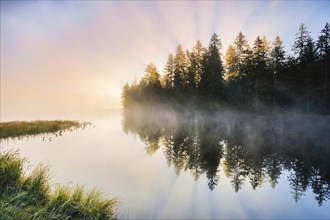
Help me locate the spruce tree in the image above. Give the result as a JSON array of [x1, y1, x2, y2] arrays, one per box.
[[293, 23, 312, 63], [292, 24, 316, 112], [174, 44, 189, 90], [188, 40, 206, 88], [200, 33, 224, 99], [225, 44, 238, 80], [234, 32, 249, 79], [270, 36, 286, 107], [317, 23, 330, 113], [164, 53, 175, 89], [249, 36, 269, 108]]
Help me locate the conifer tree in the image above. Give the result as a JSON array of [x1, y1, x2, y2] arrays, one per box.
[[225, 44, 238, 80], [164, 53, 175, 89], [143, 63, 161, 89], [293, 23, 312, 63], [270, 36, 286, 107], [317, 23, 330, 113], [270, 36, 285, 74], [121, 83, 130, 108], [231, 32, 250, 103], [249, 36, 269, 107], [200, 33, 224, 98], [188, 40, 206, 88], [233, 32, 249, 79], [174, 44, 189, 89], [317, 23, 330, 59]]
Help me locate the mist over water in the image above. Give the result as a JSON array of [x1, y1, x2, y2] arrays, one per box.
[[1, 107, 329, 219], [123, 105, 330, 206], [123, 105, 329, 151]]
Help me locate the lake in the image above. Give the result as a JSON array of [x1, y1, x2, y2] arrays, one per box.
[[1, 108, 329, 219]]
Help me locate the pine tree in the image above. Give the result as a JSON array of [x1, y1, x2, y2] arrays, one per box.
[[293, 23, 312, 63], [186, 49, 195, 90], [270, 36, 286, 107], [200, 33, 224, 98], [225, 44, 238, 80], [317, 23, 330, 59], [262, 36, 270, 54], [121, 83, 130, 108], [262, 36, 271, 67], [270, 36, 285, 73], [174, 44, 189, 90], [252, 36, 267, 68], [249, 36, 269, 108], [317, 23, 330, 113], [292, 24, 317, 112], [224, 44, 241, 104], [188, 40, 206, 88], [230, 32, 250, 104], [234, 32, 249, 79], [164, 53, 175, 89], [143, 63, 161, 89]]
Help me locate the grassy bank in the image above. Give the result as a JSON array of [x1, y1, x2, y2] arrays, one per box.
[[0, 150, 118, 220], [0, 121, 118, 219], [0, 120, 83, 139]]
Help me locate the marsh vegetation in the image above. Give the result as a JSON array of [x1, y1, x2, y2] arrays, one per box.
[[0, 151, 118, 220], [1, 20, 329, 219], [0, 120, 118, 220], [0, 120, 87, 140]]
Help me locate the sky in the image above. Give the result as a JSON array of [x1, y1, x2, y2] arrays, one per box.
[[1, 1, 329, 118]]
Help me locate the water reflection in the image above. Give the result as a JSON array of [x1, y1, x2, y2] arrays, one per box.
[[122, 107, 330, 206]]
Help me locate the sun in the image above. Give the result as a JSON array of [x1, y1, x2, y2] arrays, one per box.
[[101, 86, 122, 109]]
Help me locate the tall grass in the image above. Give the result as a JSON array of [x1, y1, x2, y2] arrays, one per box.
[[0, 150, 25, 194], [0, 151, 118, 220], [0, 120, 83, 139]]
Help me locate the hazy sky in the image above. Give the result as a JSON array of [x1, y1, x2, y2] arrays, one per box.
[[1, 1, 329, 117]]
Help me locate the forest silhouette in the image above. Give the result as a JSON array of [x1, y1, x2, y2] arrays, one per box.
[[122, 23, 329, 114], [121, 22, 330, 206]]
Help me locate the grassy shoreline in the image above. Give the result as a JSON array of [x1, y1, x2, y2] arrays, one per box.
[[0, 120, 118, 219], [0, 151, 118, 219], [0, 120, 84, 140]]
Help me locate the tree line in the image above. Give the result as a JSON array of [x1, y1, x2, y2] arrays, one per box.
[[122, 23, 330, 113]]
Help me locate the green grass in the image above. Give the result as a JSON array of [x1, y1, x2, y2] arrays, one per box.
[[0, 120, 85, 140], [0, 150, 118, 220]]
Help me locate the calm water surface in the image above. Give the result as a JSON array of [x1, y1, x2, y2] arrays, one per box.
[[1, 109, 329, 219]]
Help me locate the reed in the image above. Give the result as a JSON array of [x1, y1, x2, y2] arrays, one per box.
[[0, 151, 118, 220], [0, 120, 81, 139]]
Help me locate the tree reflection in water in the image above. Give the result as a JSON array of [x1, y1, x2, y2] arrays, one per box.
[[122, 107, 330, 206]]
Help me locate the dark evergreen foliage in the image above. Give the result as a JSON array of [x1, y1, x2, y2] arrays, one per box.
[[122, 23, 330, 114]]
